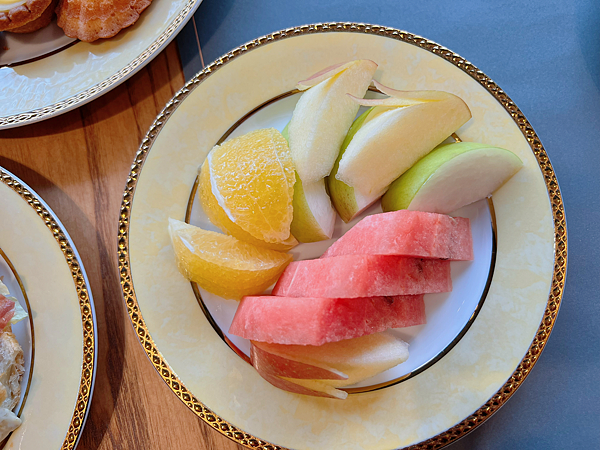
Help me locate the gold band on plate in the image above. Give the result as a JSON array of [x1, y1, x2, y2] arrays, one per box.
[[0, 170, 95, 450], [118, 23, 567, 450]]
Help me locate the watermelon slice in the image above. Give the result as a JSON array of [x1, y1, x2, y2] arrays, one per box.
[[322, 210, 473, 260], [229, 294, 425, 345], [272, 255, 451, 298]]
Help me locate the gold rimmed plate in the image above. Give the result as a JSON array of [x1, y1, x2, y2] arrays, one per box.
[[0, 168, 96, 449], [120, 23, 566, 450], [0, 0, 204, 129]]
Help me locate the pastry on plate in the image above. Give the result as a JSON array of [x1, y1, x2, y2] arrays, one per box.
[[0, 281, 27, 442], [56, 0, 152, 42], [0, 0, 53, 32], [7, 0, 57, 33]]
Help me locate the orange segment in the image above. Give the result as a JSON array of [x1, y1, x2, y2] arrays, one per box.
[[198, 160, 298, 251], [208, 128, 295, 243], [168, 219, 293, 300]]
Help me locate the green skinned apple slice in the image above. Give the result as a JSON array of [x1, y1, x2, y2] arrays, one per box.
[[328, 92, 435, 222], [282, 124, 336, 242], [288, 59, 378, 184], [336, 84, 472, 199], [381, 142, 523, 214]]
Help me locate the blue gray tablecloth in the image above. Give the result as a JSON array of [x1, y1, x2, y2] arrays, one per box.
[[176, 1, 600, 448]]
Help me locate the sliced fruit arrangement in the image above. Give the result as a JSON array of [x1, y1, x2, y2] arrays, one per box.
[[168, 61, 528, 399], [329, 81, 472, 222], [168, 219, 292, 300], [287, 60, 377, 242], [381, 141, 524, 214]]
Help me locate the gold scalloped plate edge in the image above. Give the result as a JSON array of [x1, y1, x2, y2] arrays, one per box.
[[0, 169, 97, 450], [118, 23, 567, 450], [0, 0, 204, 129]]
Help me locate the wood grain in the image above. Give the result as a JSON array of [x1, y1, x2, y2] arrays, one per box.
[[0, 41, 243, 450]]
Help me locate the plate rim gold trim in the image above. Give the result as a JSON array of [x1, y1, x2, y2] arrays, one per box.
[[0, 168, 97, 450], [118, 22, 567, 450], [0, 0, 204, 129]]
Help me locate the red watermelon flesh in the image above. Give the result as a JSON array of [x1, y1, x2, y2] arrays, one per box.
[[272, 255, 451, 298], [322, 210, 473, 261], [229, 294, 425, 345]]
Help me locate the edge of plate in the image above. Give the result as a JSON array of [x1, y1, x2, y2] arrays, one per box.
[[0, 0, 204, 130], [0, 169, 97, 450], [118, 22, 567, 450]]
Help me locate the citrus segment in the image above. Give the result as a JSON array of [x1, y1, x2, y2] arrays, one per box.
[[198, 161, 298, 251], [208, 128, 295, 244], [168, 219, 293, 300]]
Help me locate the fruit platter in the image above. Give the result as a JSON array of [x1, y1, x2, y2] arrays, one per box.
[[120, 26, 564, 450]]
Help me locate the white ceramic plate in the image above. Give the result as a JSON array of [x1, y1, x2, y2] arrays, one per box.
[[0, 168, 96, 449], [120, 24, 566, 450], [0, 0, 203, 129]]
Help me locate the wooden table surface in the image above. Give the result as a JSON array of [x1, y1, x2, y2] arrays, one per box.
[[0, 42, 241, 450]]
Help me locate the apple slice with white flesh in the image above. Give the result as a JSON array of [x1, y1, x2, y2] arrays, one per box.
[[334, 82, 472, 206], [381, 141, 523, 214], [251, 331, 409, 399], [288, 59, 378, 184], [282, 124, 337, 242]]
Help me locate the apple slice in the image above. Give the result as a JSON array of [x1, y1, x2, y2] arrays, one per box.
[[281, 124, 337, 242], [335, 84, 471, 200], [381, 141, 523, 214], [290, 177, 336, 242], [251, 331, 409, 399], [288, 59, 378, 184]]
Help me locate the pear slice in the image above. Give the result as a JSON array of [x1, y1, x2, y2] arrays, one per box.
[[288, 59, 378, 184], [335, 85, 472, 199], [282, 124, 336, 242], [381, 141, 523, 214]]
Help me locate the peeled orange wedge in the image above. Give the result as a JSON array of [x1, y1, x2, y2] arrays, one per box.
[[206, 128, 296, 244], [199, 160, 298, 251], [168, 219, 293, 300]]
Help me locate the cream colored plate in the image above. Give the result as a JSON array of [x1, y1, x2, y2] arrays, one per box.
[[0, 169, 96, 449], [120, 24, 566, 450], [0, 0, 203, 129]]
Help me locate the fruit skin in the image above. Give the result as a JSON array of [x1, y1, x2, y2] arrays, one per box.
[[335, 87, 472, 199], [168, 219, 292, 300], [288, 60, 378, 184], [229, 294, 425, 345], [250, 331, 409, 399], [208, 128, 295, 244], [282, 124, 336, 243], [272, 255, 451, 298], [322, 210, 473, 261], [382, 142, 523, 214], [198, 160, 298, 251]]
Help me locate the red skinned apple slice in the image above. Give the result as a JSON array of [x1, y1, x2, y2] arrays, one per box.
[[250, 344, 348, 380], [250, 331, 409, 399]]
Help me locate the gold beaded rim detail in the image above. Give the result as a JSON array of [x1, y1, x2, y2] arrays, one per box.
[[118, 23, 567, 450], [0, 169, 96, 450], [0, 0, 201, 128]]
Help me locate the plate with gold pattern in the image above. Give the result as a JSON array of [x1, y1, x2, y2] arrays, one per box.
[[0, 168, 96, 449], [120, 24, 566, 449], [0, 0, 203, 129]]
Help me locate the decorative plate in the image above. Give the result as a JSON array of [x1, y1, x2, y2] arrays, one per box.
[[119, 23, 566, 450], [0, 0, 204, 129], [0, 168, 96, 449]]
